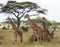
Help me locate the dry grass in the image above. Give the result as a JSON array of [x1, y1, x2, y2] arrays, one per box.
[[0, 29, 60, 47]]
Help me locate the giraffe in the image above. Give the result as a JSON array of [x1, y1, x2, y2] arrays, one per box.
[[47, 27, 56, 41], [50, 27, 56, 39], [6, 17, 23, 43], [42, 17, 50, 41], [24, 14, 50, 42]]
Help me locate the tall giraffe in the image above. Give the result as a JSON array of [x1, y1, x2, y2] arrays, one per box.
[[42, 17, 56, 41], [24, 14, 50, 42], [6, 17, 23, 43], [42, 17, 50, 40]]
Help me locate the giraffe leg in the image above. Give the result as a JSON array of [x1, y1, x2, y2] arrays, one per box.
[[14, 32, 17, 41], [20, 35, 23, 43], [46, 34, 51, 42], [20, 33, 23, 43], [39, 36, 43, 43], [32, 29, 38, 41], [18, 32, 23, 43], [38, 33, 43, 42], [41, 36, 43, 41]]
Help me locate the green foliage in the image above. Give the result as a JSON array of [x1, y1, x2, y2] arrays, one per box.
[[32, 16, 42, 23], [37, 9, 48, 14], [2, 26, 7, 30], [0, 0, 47, 28], [47, 21, 52, 26], [32, 16, 53, 27], [20, 1, 40, 9], [28, 34, 38, 42], [29, 36, 33, 42], [21, 26, 28, 32]]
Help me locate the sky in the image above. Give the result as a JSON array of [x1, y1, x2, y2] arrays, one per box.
[[0, 0, 60, 22]]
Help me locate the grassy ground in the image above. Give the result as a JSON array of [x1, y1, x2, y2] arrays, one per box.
[[0, 29, 60, 47]]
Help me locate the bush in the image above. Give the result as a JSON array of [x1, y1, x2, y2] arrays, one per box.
[[2, 26, 7, 30], [29, 37, 33, 42], [21, 26, 28, 32], [28, 34, 38, 42]]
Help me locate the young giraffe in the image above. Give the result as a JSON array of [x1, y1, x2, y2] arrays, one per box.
[[6, 17, 23, 43], [47, 27, 56, 41], [24, 14, 50, 42], [50, 28, 56, 39]]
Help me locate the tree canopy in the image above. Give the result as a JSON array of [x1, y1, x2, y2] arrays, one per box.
[[0, 0, 47, 28]]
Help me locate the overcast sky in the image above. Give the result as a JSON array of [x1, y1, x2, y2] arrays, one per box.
[[0, 0, 60, 22]]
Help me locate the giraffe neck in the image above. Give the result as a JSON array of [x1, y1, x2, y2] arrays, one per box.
[[9, 19, 17, 30], [27, 17, 40, 28], [50, 29, 55, 35], [43, 19, 47, 28]]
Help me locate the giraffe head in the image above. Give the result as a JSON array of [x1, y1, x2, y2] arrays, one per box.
[[24, 14, 29, 19], [6, 17, 12, 21], [42, 17, 47, 21]]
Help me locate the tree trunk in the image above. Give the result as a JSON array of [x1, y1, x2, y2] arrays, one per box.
[[17, 18, 20, 29]]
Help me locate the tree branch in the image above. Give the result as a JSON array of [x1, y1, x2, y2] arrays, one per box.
[[19, 9, 26, 19], [12, 18, 17, 24], [19, 9, 31, 19], [19, 12, 26, 19], [30, 13, 39, 16], [11, 12, 17, 18], [19, 9, 25, 15]]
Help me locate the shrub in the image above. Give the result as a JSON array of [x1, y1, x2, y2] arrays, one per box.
[[29, 38, 33, 42], [29, 36, 33, 42], [2, 26, 7, 30], [21, 26, 28, 32], [28, 34, 38, 42]]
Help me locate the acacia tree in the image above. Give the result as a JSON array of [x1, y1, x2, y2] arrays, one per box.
[[0, 0, 47, 28]]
